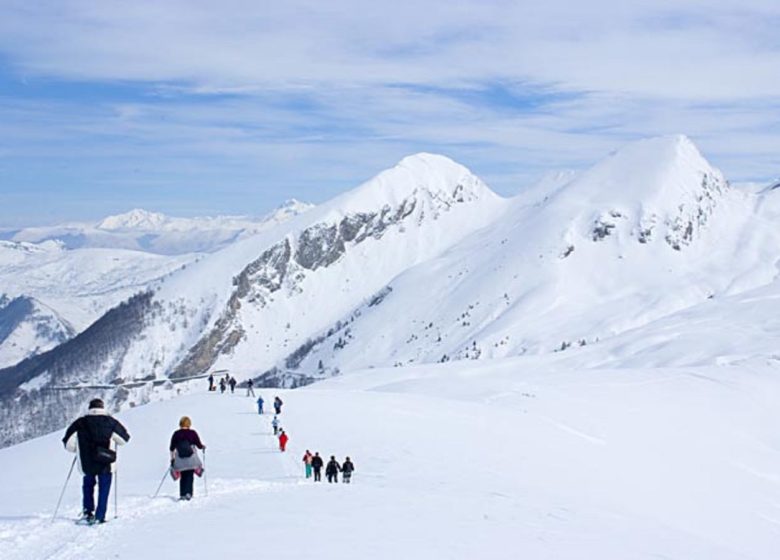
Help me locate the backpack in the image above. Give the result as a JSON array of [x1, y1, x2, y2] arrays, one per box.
[[85, 417, 117, 464], [176, 438, 194, 458]]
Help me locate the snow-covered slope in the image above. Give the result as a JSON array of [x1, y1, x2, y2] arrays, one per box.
[[0, 239, 196, 333], [263, 135, 778, 377], [3, 200, 314, 255], [1, 357, 779, 559], [0, 153, 507, 446], [0, 295, 75, 368], [3, 136, 780, 450]]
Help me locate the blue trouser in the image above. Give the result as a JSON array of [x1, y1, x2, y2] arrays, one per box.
[[258, 405, 263, 414], [82, 473, 112, 521]]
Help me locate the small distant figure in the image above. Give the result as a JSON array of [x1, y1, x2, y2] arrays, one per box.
[[278, 430, 288, 452], [302, 450, 313, 478], [326, 455, 341, 484], [207, 374, 214, 392], [256, 395, 264, 415], [229, 376, 237, 394], [246, 378, 255, 397], [311, 452, 324, 482], [219, 378, 226, 394], [169, 416, 206, 501], [272, 415, 280, 436], [342, 457, 355, 484], [273, 396, 283, 415]]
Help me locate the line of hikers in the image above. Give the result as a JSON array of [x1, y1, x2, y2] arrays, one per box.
[[61, 390, 354, 525], [258, 395, 283, 416], [208, 373, 258, 397], [208, 373, 239, 394], [302, 450, 355, 483]]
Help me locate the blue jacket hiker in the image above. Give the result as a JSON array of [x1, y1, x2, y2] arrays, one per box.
[[62, 398, 130, 524], [257, 396, 264, 415]]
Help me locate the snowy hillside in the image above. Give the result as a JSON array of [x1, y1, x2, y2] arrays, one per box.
[[0, 295, 75, 368], [0, 240, 197, 368], [3, 136, 780, 451], [2, 200, 314, 255], [257, 135, 777, 376], [0, 152, 507, 446], [1, 358, 779, 559]]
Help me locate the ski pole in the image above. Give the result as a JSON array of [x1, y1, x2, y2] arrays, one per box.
[[51, 456, 77, 523], [114, 467, 119, 519], [152, 467, 169, 498], [203, 449, 208, 497]]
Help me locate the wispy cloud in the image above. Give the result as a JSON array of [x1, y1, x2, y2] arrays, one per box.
[[0, 0, 778, 226]]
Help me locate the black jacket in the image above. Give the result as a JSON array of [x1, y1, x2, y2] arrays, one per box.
[[342, 460, 355, 474], [63, 412, 131, 476], [311, 455, 324, 470], [326, 459, 341, 475]]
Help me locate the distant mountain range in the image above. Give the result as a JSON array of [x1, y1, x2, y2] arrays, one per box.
[[0, 199, 314, 255]]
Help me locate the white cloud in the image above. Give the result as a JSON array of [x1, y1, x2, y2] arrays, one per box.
[[0, 0, 778, 226]]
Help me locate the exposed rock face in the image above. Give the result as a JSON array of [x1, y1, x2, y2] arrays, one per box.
[[170, 187, 458, 381]]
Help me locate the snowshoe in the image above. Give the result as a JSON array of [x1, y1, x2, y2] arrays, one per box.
[[75, 511, 95, 525]]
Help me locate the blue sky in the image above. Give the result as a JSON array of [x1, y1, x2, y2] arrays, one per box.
[[0, 0, 778, 227]]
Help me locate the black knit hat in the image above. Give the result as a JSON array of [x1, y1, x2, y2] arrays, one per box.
[[89, 398, 105, 409]]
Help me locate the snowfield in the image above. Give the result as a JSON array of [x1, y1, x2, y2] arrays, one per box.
[[1, 358, 779, 559]]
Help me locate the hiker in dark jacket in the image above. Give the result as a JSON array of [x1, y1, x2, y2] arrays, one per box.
[[219, 378, 226, 394], [311, 452, 324, 482], [207, 374, 214, 391], [326, 456, 341, 483], [229, 376, 237, 394], [62, 398, 130, 524], [169, 416, 206, 500], [273, 396, 283, 414], [342, 457, 355, 484], [246, 378, 255, 397]]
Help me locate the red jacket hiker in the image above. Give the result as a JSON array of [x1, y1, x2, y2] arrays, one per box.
[[279, 431, 288, 452]]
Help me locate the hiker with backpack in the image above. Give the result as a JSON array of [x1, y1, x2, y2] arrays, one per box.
[[219, 378, 226, 394], [326, 456, 341, 483], [273, 396, 283, 414], [207, 374, 214, 392], [302, 450, 313, 478], [169, 416, 206, 501], [342, 457, 355, 483], [311, 452, 324, 482], [256, 395, 264, 414], [62, 398, 131, 524], [246, 378, 255, 397], [229, 376, 237, 394], [278, 430, 288, 452]]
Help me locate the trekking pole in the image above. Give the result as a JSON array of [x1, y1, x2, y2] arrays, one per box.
[[203, 449, 208, 497], [152, 467, 169, 498], [51, 456, 77, 523], [114, 467, 119, 519]]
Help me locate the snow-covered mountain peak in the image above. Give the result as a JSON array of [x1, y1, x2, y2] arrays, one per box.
[[261, 199, 315, 223], [327, 152, 499, 217], [97, 208, 169, 231], [546, 135, 732, 250], [562, 134, 721, 207]]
